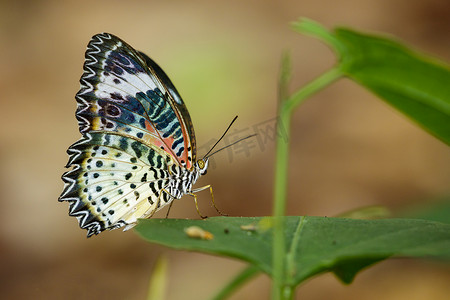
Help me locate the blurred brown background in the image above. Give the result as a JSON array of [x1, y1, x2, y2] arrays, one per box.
[[1, 0, 449, 299]]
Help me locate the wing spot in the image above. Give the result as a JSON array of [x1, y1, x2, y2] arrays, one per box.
[[105, 104, 121, 117], [110, 92, 123, 100], [131, 141, 142, 158], [119, 138, 128, 151], [163, 192, 170, 203], [176, 146, 184, 157], [149, 182, 157, 194], [156, 156, 163, 168], [139, 118, 146, 129], [157, 181, 163, 190], [141, 173, 148, 182], [112, 66, 123, 75]]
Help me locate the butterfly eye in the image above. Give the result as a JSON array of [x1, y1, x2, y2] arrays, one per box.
[[197, 160, 205, 169]]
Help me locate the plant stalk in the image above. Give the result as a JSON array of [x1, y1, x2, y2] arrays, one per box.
[[272, 67, 342, 300]]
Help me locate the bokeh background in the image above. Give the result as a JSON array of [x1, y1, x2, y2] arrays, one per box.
[[1, 0, 449, 299]]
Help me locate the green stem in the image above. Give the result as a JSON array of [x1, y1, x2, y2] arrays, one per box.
[[211, 266, 260, 300], [272, 67, 342, 300], [285, 67, 342, 114], [147, 256, 168, 300]]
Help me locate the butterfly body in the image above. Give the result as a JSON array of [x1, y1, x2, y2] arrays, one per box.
[[60, 33, 209, 237]]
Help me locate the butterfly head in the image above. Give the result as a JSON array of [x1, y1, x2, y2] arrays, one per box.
[[196, 158, 209, 175]]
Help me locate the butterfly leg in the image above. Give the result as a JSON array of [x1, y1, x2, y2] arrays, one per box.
[[188, 192, 207, 219], [192, 185, 228, 216], [165, 201, 174, 218]]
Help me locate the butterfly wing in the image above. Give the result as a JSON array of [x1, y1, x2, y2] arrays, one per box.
[[60, 33, 195, 236], [75, 33, 196, 167], [137, 50, 196, 166], [61, 132, 174, 236]]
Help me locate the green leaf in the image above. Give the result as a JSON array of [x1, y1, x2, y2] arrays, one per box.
[[332, 257, 386, 284], [135, 216, 450, 286], [292, 19, 450, 145], [136, 217, 273, 275]]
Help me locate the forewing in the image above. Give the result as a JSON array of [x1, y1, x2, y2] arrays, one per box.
[[138, 51, 197, 166], [75, 33, 195, 168]]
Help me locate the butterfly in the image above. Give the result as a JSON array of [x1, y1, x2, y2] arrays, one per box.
[[59, 33, 247, 237]]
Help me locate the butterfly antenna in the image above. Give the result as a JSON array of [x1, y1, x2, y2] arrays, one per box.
[[204, 134, 257, 159], [203, 116, 238, 159]]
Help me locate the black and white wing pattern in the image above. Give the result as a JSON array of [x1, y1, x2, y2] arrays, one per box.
[[59, 33, 204, 237]]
